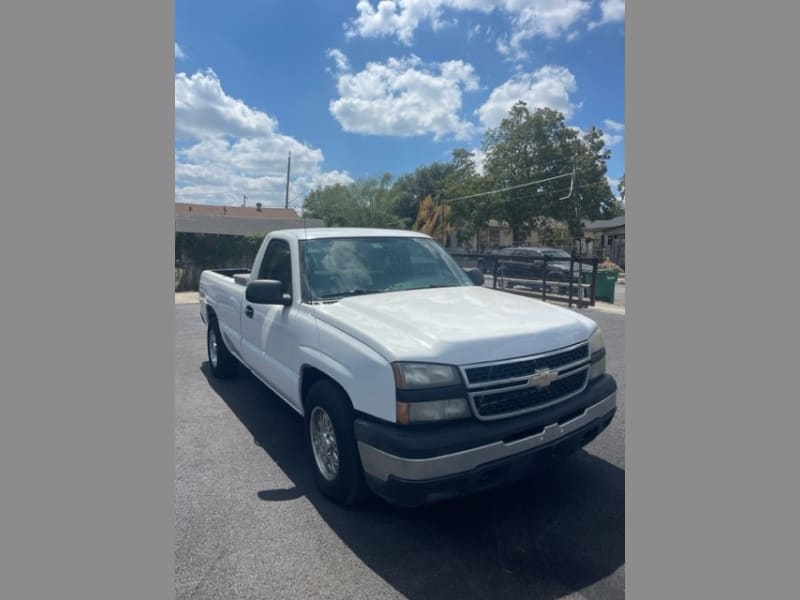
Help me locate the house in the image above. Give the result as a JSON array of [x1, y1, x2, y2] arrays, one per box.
[[476, 220, 543, 250], [175, 201, 324, 235], [447, 218, 571, 253], [582, 215, 625, 268], [174, 201, 326, 291]]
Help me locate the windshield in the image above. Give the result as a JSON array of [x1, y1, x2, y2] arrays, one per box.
[[300, 236, 472, 301]]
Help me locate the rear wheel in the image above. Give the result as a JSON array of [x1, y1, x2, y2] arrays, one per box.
[[207, 320, 238, 379], [304, 380, 369, 505]]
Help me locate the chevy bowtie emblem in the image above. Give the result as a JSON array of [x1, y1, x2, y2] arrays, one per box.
[[528, 369, 558, 389]]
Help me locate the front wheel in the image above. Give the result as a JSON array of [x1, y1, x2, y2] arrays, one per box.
[[304, 380, 369, 505]]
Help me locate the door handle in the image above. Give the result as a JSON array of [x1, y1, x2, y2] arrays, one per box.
[[245, 305, 254, 318]]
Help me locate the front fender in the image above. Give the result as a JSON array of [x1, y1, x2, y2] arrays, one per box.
[[304, 318, 397, 423]]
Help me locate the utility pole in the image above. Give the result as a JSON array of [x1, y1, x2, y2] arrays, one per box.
[[440, 202, 445, 246], [284, 152, 291, 209]]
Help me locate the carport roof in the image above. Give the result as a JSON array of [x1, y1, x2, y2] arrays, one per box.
[[175, 202, 324, 235], [582, 216, 625, 232], [175, 202, 299, 219]]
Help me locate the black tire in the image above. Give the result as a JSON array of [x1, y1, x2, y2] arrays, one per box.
[[207, 320, 238, 379], [304, 380, 369, 505]]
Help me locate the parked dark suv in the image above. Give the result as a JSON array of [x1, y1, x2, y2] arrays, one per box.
[[537, 247, 595, 278], [478, 246, 595, 291], [475, 247, 512, 275]]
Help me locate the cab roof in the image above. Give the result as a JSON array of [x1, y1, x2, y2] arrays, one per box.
[[273, 227, 432, 241]]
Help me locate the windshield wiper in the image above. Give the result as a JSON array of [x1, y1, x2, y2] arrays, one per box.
[[402, 284, 461, 291], [316, 288, 385, 300]]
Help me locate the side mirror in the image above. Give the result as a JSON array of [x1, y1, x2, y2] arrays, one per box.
[[463, 267, 485, 286], [246, 280, 292, 305]]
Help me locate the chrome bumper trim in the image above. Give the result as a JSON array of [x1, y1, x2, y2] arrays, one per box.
[[358, 392, 616, 482]]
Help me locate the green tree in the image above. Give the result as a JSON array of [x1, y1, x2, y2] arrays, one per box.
[[482, 102, 617, 240], [355, 174, 406, 229], [443, 149, 496, 249], [302, 183, 361, 227], [387, 161, 456, 227], [302, 174, 406, 229]]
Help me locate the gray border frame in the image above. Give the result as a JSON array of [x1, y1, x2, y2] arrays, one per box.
[[1, 1, 174, 598], [628, 1, 799, 597], [2, 0, 799, 598]]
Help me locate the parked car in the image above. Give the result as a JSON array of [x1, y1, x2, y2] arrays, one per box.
[[199, 228, 617, 507], [475, 247, 511, 274], [479, 246, 595, 290], [537, 247, 596, 277]]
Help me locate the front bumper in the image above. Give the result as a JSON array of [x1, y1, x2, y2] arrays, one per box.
[[354, 374, 617, 506]]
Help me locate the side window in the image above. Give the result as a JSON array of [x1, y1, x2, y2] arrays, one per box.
[[258, 240, 293, 295]]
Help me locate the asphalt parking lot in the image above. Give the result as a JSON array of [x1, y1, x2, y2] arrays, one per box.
[[175, 301, 625, 600]]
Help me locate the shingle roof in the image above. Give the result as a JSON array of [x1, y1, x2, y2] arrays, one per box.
[[175, 202, 324, 235], [175, 202, 300, 219], [176, 215, 325, 236]]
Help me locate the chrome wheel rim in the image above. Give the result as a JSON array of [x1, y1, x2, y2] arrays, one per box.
[[310, 407, 339, 481], [209, 329, 218, 368]]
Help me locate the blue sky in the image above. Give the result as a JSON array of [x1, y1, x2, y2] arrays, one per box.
[[175, 1, 625, 209]]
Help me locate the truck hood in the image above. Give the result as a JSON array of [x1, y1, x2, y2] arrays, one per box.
[[311, 286, 598, 365]]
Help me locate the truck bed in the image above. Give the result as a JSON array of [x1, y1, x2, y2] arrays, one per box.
[[206, 268, 251, 286]]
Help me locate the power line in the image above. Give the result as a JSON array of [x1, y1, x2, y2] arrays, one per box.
[[441, 171, 574, 204]]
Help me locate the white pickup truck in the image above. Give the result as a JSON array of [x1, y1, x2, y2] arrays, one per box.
[[199, 228, 617, 506]]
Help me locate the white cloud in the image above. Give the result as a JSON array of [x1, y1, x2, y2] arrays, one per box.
[[329, 54, 479, 141], [347, 1, 590, 58], [175, 69, 352, 206], [589, 0, 625, 30], [175, 69, 277, 140], [601, 132, 623, 147], [175, 42, 186, 60], [601, 119, 624, 146], [501, 1, 591, 60], [477, 65, 578, 129], [326, 48, 350, 73]]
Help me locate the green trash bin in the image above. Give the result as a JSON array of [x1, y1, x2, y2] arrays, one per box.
[[595, 269, 618, 302]]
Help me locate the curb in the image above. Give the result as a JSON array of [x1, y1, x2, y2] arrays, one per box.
[[580, 302, 625, 316], [176, 291, 200, 304]]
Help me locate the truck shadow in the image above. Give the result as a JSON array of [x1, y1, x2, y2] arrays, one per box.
[[201, 363, 625, 600]]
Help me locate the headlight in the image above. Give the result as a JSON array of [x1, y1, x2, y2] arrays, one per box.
[[392, 362, 469, 424], [588, 327, 606, 381], [392, 362, 461, 389], [396, 398, 470, 424]]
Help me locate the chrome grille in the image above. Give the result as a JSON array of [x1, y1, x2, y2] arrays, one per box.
[[465, 344, 589, 384], [461, 342, 591, 420], [473, 371, 587, 417]]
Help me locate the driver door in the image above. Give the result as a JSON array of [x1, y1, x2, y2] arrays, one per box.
[[240, 239, 298, 406]]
